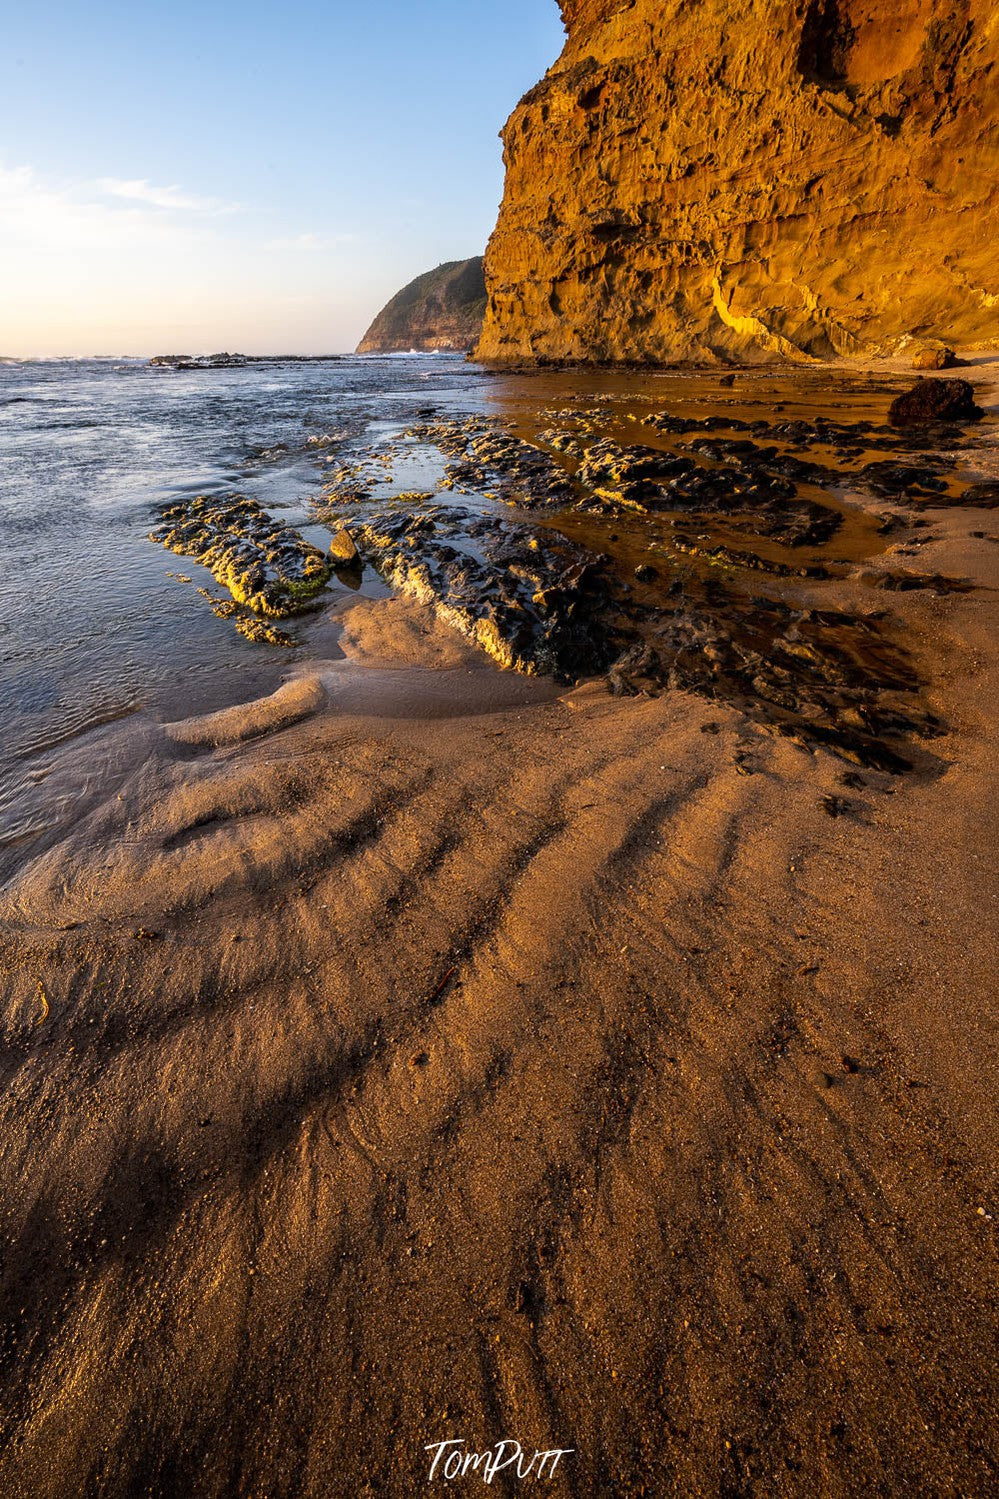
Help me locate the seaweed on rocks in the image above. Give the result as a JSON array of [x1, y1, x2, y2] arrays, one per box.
[[855, 461, 951, 499], [531, 428, 842, 544], [340, 483, 940, 771], [606, 584, 940, 772], [141, 369, 987, 775], [349, 493, 940, 769], [401, 416, 846, 544], [281, 393, 991, 768], [919, 480, 999, 510], [574, 438, 697, 490], [669, 535, 831, 579], [309, 396, 992, 768], [196, 590, 299, 647], [150, 495, 332, 618]]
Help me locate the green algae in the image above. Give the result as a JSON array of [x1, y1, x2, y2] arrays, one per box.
[[151, 494, 332, 633]]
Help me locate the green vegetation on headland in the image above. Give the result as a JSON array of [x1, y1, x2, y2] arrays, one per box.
[[356, 257, 486, 354]]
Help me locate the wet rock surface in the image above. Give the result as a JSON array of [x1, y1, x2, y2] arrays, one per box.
[[954, 481, 999, 510], [308, 390, 992, 770], [888, 378, 984, 428], [605, 589, 938, 773], [353, 506, 616, 678], [150, 353, 252, 370], [150, 495, 332, 630], [147, 370, 991, 772], [402, 416, 578, 509], [345, 479, 941, 768]]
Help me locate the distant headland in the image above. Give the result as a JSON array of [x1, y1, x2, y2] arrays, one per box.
[[356, 257, 486, 354]]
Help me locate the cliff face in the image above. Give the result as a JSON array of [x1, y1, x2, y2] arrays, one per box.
[[357, 258, 486, 354], [476, 0, 999, 363]]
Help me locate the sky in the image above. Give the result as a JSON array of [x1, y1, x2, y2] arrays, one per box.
[[0, 0, 565, 356]]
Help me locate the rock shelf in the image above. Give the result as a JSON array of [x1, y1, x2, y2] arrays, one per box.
[[308, 398, 984, 769], [150, 494, 332, 622]]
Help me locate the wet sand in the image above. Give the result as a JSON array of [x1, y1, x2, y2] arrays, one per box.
[[0, 363, 997, 1495]]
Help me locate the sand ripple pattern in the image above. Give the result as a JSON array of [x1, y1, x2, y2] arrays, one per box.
[[0, 676, 995, 1496]]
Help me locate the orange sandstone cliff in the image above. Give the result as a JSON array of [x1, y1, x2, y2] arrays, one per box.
[[476, 0, 999, 363]]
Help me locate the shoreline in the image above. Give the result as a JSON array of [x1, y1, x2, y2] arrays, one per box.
[[1, 360, 997, 1494]]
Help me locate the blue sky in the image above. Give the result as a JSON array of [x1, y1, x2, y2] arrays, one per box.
[[0, 1, 564, 355]]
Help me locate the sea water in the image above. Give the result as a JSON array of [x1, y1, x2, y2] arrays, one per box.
[[0, 353, 490, 863], [0, 352, 938, 874]]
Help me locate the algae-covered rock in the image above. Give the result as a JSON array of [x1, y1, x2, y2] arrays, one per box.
[[329, 527, 360, 565], [150, 495, 332, 618]]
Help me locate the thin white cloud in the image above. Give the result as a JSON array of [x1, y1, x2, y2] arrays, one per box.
[[0, 163, 174, 251], [0, 163, 240, 255], [0, 161, 369, 354], [96, 177, 240, 214]]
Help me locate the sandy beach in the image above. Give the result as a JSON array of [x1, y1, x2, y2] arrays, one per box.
[[0, 361, 997, 1495]]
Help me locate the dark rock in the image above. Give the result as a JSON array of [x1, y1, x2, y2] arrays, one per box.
[[960, 482, 999, 509], [857, 461, 949, 498], [151, 352, 250, 370], [407, 415, 577, 508], [353, 505, 618, 681], [872, 571, 973, 595], [295, 405, 948, 773], [888, 379, 983, 428]]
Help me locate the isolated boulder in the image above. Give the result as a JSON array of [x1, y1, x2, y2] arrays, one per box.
[[329, 527, 360, 564], [912, 346, 958, 371], [888, 379, 983, 428]]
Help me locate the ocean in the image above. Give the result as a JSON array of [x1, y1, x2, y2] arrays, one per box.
[[0, 352, 495, 864], [2, 351, 967, 877]]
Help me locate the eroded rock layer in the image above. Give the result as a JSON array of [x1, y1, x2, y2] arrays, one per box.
[[476, 0, 999, 364]]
